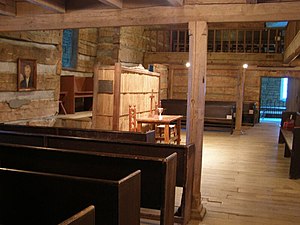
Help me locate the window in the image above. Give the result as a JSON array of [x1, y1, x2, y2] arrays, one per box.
[[280, 78, 288, 101], [265, 21, 288, 28], [62, 29, 79, 69]]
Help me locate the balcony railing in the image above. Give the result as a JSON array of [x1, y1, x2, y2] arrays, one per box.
[[145, 28, 285, 54]]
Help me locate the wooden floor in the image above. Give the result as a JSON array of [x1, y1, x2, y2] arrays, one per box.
[[188, 121, 300, 225]]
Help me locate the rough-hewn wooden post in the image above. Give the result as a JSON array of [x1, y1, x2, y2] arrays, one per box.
[[235, 65, 247, 132], [186, 21, 207, 220]]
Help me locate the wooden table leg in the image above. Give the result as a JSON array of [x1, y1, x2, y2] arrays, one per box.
[[176, 119, 181, 145], [137, 122, 142, 132], [164, 124, 170, 144]]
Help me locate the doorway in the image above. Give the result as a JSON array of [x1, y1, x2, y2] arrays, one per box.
[[260, 77, 288, 122]]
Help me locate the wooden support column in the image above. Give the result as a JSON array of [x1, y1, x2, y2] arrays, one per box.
[[186, 21, 207, 220], [234, 65, 247, 133]]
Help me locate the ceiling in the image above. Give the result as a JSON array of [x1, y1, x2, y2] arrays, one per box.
[[1, 0, 300, 16]]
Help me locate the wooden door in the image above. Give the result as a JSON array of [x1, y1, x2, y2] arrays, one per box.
[[286, 78, 300, 112]]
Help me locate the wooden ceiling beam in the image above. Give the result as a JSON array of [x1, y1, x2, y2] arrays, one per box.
[[25, 0, 65, 13], [284, 30, 300, 64], [1, 2, 300, 31], [98, 0, 122, 8], [166, 0, 183, 6], [0, 0, 15, 16], [185, 0, 249, 3]]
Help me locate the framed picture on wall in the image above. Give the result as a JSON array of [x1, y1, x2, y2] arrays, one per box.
[[17, 58, 37, 91]]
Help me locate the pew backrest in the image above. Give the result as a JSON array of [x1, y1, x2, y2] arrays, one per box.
[[0, 168, 140, 225], [0, 124, 155, 143], [0, 143, 177, 225]]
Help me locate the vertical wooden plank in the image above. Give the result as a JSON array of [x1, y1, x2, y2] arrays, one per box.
[[168, 66, 174, 99], [92, 62, 99, 128], [259, 30, 262, 53], [235, 66, 246, 132], [235, 29, 238, 52], [156, 30, 159, 52], [184, 30, 187, 52], [286, 78, 300, 112], [243, 30, 246, 52], [169, 30, 173, 52], [163, 30, 166, 52], [267, 29, 270, 53], [228, 30, 231, 52], [176, 30, 180, 52], [220, 30, 223, 52], [112, 62, 121, 131], [213, 29, 216, 52], [275, 29, 279, 53], [187, 21, 207, 220], [251, 30, 254, 52]]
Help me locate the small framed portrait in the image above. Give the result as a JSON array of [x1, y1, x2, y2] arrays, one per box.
[[17, 58, 37, 91]]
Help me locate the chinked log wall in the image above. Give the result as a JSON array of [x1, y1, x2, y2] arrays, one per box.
[[0, 31, 61, 125], [144, 52, 300, 107]]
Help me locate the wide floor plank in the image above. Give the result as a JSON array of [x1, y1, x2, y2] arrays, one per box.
[[191, 121, 300, 225]]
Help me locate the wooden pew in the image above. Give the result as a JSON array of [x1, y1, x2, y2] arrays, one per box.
[[279, 127, 300, 179], [0, 167, 140, 225], [58, 205, 95, 225], [161, 99, 187, 126], [205, 101, 235, 134], [278, 111, 299, 144], [0, 123, 155, 143], [161, 99, 258, 128], [0, 130, 194, 225], [60, 76, 93, 114], [242, 101, 258, 126], [0, 142, 177, 225], [278, 112, 300, 179]]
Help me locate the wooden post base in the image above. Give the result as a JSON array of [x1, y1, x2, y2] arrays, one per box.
[[233, 129, 245, 135], [191, 204, 206, 221]]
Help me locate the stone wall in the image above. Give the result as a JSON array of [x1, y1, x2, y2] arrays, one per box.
[[0, 31, 62, 125]]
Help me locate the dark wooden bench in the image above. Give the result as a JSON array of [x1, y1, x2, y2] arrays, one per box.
[[242, 101, 259, 126], [0, 130, 194, 225], [161, 99, 258, 128], [0, 123, 155, 143], [58, 205, 95, 225], [60, 76, 93, 114], [278, 112, 300, 179], [279, 127, 300, 179], [278, 112, 300, 144], [0, 142, 177, 225], [161, 99, 187, 126], [0, 167, 140, 225], [205, 101, 235, 134]]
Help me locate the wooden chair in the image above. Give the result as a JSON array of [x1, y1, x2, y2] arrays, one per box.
[[129, 105, 137, 132], [155, 118, 178, 144], [59, 92, 67, 115]]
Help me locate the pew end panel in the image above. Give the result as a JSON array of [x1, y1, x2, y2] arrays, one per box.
[[0, 168, 141, 225], [290, 128, 300, 179], [58, 205, 95, 225]]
